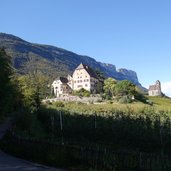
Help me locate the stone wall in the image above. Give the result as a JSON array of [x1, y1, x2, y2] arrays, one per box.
[[43, 95, 102, 104]]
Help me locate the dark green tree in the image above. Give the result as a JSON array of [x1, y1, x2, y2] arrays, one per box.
[[0, 48, 14, 117], [94, 70, 105, 93]]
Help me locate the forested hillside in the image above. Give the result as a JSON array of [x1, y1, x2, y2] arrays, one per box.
[[0, 33, 143, 87]]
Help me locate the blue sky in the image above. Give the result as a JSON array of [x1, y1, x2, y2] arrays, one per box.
[[1, 0, 171, 95]]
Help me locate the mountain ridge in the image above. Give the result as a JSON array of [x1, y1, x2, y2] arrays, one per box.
[[0, 32, 143, 88]]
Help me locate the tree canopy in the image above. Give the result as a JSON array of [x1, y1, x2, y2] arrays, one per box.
[[103, 77, 117, 98], [103, 78, 139, 102], [18, 71, 50, 112], [114, 80, 136, 96]]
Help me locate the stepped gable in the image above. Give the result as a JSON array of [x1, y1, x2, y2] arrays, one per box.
[[75, 63, 98, 79]]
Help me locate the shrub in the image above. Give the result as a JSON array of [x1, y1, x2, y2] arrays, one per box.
[[146, 100, 153, 106], [105, 94, 112, 100], [134, 92, 148, 103], [95, 99, 103, 103], [88, 100, 94, 104], [53, 101, 65, 108], [73, 88, 90, 97], [118, 96, 132, 104], [45, 100, 52, 105], [107, 100, 113, 104]]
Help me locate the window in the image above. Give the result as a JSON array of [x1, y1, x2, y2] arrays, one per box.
[[77, 80, 79, 83], [85, 84, 88, 87]]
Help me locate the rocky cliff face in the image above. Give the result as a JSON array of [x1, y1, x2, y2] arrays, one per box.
[[0, 33, 143, 87], [118, 68, 139, 84]]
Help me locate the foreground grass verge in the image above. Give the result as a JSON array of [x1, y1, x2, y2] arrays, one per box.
[[2, 131, 171, 171]]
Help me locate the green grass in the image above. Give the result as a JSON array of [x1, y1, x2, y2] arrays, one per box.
[[148, 96, 171, 111]]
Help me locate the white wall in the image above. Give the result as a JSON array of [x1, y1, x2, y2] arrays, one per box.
[[52, 80, 63, 97], [73, 68, 91, 91]]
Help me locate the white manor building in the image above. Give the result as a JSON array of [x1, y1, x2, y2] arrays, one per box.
[[52, 63, 99, 97]]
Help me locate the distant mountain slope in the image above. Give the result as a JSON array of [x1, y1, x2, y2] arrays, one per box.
[[0, 33, 143, 87]]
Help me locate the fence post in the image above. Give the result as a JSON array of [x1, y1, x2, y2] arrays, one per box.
[[59, 109, 64, 145], [94, 113, 97, 129], [139, 152, 142, 169]]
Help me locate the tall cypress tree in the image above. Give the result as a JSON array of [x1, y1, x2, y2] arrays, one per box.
[[0, 47, 13, 117]]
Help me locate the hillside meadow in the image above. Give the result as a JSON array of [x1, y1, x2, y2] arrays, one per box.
[[47, 96, 171, 115], [148, 96, 171, 111]]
